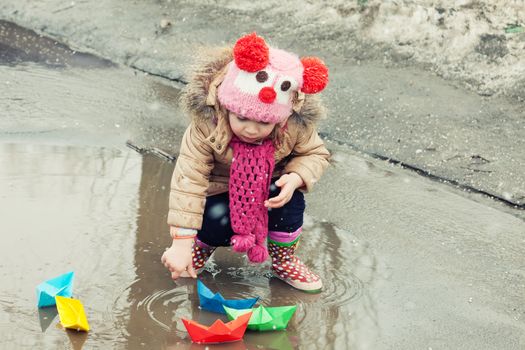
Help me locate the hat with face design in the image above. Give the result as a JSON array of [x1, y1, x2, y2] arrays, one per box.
[[217, 33, 329, 124]]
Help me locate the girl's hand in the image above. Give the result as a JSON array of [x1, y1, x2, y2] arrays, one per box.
[[264, 173, 304, 209], [161, 238, 197, 280]]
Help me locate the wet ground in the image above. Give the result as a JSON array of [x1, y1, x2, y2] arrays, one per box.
[[0, 143, 374, 350], [2, 2, 524, 207], [1, 21, 524, 350]]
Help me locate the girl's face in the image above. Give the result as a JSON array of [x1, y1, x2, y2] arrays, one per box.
[[229, 112, 277, 144]]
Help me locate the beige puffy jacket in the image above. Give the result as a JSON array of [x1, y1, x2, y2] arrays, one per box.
[[167, 48, 331, 230]]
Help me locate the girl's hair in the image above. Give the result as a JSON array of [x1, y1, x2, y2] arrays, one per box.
[[223, 110, 286, 148], [270, 123, 286, 148]]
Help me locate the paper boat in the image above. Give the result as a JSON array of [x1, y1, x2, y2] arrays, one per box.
[[182, 312, 252, 343], [197, 280, 258, 314], [223, 305, 297, 331], [55, 296, 90, 332], [36, 271, 74, 308]]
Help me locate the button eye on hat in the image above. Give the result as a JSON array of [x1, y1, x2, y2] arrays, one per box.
[[281, 81, 291, 92], [217, 32, 329, 125], [256, 71, 269, 83]]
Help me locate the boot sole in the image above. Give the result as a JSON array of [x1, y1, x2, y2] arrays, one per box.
[[272, 272, 323, 294]]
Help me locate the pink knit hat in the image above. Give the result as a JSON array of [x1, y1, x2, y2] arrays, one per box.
[[218, 33, 329, 124]]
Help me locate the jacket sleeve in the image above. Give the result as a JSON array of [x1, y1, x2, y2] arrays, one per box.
[[167, 121, 214, 230], [283, 124, 331, 192]]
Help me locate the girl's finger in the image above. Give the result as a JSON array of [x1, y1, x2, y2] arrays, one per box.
[[187, 265, 198, 279], [268, 194, 284, 202], [268, 197, 288, 208], [171, 269, 182, 280], [276, 175, 290, 187]]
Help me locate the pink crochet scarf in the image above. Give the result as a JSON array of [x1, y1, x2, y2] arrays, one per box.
[[229, 136, 275, 263]]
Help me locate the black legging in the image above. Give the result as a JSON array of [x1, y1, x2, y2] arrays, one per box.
[[197, 179, 305, 247]]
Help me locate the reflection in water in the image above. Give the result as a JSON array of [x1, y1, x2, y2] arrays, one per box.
[[65, 329, 89, 350], [37, 307, 58, 332], [124, 154, 378, 349], [0, 20, 115, 68], [0, 143, 142, 349], [0, 143, 378, 349], [245, 332, 298, 350], [121, 153, 177, 348]]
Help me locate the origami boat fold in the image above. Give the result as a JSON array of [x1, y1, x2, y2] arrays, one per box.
[[36, 271, 74, 308], [182, 312, 252, 344], [197, 280, 258, 314], [55, 296, 90, 332], [223, 305, 297, 331]]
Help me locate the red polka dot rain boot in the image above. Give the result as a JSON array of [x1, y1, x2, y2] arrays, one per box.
[[191, 239, 216, 272], [180, 238, 216, 278], [268, 236, 322, 293]]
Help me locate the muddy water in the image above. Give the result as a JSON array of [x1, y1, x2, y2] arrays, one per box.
[[0, 144, 372, 349], [0, 22, 373, 343], [0, 20, 115, 68], [2, 19, 525, 350]]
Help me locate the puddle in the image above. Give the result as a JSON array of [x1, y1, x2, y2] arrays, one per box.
[[2, 19, 523, 349], [0, 143, 379, 349], [1, 20, 184, 154], [0, 20, 115, 68], [0, 54, 183, 151]]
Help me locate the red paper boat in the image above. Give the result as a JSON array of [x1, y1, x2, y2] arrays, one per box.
[[182, 312, 252, 344]]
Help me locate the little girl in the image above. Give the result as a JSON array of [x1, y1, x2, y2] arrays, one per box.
[[161, 33, 330, 292]]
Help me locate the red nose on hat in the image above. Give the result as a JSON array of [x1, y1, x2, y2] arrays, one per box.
[[258, 87, 276, 104]]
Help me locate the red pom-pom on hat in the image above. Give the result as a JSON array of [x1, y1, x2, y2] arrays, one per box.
[[300, 57, 329, 94], [233, 33, 269, 73]]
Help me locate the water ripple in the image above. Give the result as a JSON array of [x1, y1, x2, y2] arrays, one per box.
[[113, 278, 191, 337]]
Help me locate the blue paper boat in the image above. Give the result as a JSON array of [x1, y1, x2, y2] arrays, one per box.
[[197, 280, 258, 314], [36, 271, 74, 308]]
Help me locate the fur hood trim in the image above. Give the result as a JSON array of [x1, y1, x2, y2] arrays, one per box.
[[180, 47, 327, 127]]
